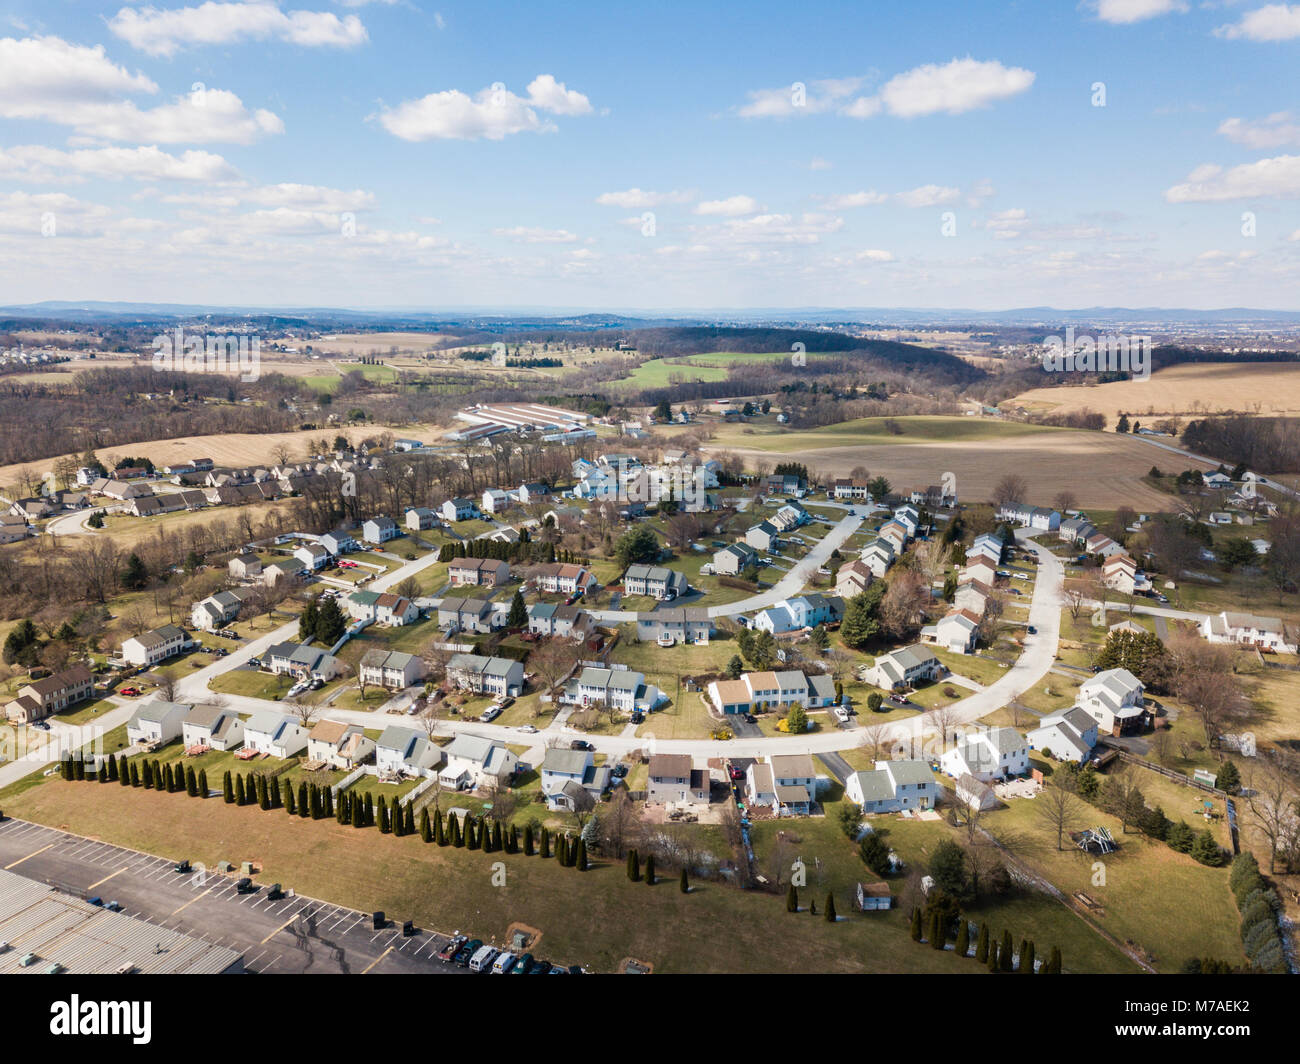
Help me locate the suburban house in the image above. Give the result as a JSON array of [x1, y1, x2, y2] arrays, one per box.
[[361, 516, 400, 544], [622, 564, 687, 601], [190, 589, 253, 631], [436, 596, 497, 634], [1203, 471, 1232, 489], [865, 644, 943, 691], [517, 481, 550, 504], [359, 648, 427, 691], [181, 704, 244, 752], [228, 553, 263, 580], [996, 501, 1061, 531], [635, 604, 713, 645], [1077, 668, 1148, 735], [440, 498, 478, 523], [439, 734, 517, 791], [530, 562, 596, 596], [448, 556, 511, 588], [940, 727, 1030, 782], [713, 541, 757, 576], [243, 711, 310, 758], [481, 489, 509, 514], [753, 594, 843, 635], [954, 583, 990, 616], [860, 540, 895, 578], [746, 754, 817, 816], [763, 473, 805, 496], [646, 754, 709, 805], [307, 719, 373, 769], [121, 624, 188, 668], [319, 530, 358, 556], [262, 558, 306, 586], [3, 664, 95, 724], [921, 609, 980, 654], [345, 590, 419, 626], [405, 507, 439, 531], [1102, 554, 1151, 596], [375, 725, 444, 779], [744, 521, 781, 553], [446, 654, 525, 698], [1059, 517, 1096, 545], [527, 602, 591, 639], [1027, 707, 1100, 764], [294, 543, 331, 571], [265, 642, 345, 681], [126, 700, 190, 746], [1201, 610, 1298, 654], [540, 747, 611, 812], [570, 666, 648, 713], [845, 760, 940, 813], [832, 478, 872, 501], [956, 773, 998, 812], [836, 559, 874, 598]]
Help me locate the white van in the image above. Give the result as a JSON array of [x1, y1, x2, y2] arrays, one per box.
[[491, 951, 517, 974], [468, 945, 498, 973]]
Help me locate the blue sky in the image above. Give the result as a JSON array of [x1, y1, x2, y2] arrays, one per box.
[[0, 0, 1298, 309]]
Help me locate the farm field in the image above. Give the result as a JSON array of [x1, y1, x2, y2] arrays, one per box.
[[1007, 362, 1300, 424], [704, 417, 1202, 510]]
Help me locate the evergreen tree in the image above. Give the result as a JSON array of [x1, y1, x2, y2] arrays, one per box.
[[1047, 946, 1062, 974], [507, 589, 528, 628], [539, 826, 549, 858], [987, 940, 1000, 973], [404, 804, 415, 836], [351, 796, 364, 828], [285, 785, 297, 816], [364, 793, 374, 827], [492, 819, 503, 851], [1018, 938, 1030, 972], [323, 788, 333, 818], [235, 774, 246, 806], [825, 892, 836, 922], [910, 906, 922, 941], [523, 822, 533, 856], [119, 757, 132, 787], [223, 771, 234, 803], [1022, 940, 1036, 973], [129, 761, 140, 788], [185, 766, 198, 797], [197, 769, 208, 797], [120, 552, 149, 590], [107, 754, 119, 782], [930, 912, 944, 949], [60, 753, 73, 781], [645, 854, 655, 885], [378, 795, 391, 833], [680, 868, 689, 894], [1000, 931, 1014, 972], [450, 813, 464, 847], [435, 810, 447, 846], [575, 838, 587, 871], [628, 849, 640, 882], [787, 883, 799, 913], [420, 809, 432, 843], [956, 919, 970, 958], [299, 597, 319, 641]]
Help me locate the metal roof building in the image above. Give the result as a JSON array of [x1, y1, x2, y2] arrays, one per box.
[[0, 869, 243, 974]]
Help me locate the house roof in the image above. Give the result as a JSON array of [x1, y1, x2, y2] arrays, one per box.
[[769, 753, 815, 779], [542, 748, 591, 776], [849, 769, 894, 802], [648, 753, 692, 779], [310, 719, 354, 745], [130, 700, 190, 725]]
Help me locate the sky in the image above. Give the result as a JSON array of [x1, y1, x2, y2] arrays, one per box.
[[0, 0, 1298, 311]]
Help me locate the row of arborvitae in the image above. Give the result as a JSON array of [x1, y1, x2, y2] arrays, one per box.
[[909, 905, 1062, 973], [61, 752, 209, 798], [783, 885, 840, 922], [625, 849, 691, 894], [64, 754, 594, 868]]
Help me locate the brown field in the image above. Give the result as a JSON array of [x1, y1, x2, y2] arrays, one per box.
[[0, 421, 453, 492], [1007, 362, 1300, 424], [304, 331, 460, 357], [712, 430, 1192, 510]]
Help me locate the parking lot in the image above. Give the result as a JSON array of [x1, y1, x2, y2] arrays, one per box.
[[0, 818, 468, 974]]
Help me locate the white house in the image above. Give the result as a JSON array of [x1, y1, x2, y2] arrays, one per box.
[[126, 700, 190, 746], [441, 498, 478, 523], [405, 507, 439, 531], [1201, 610, 1298, 654], [121, 624, 188, 668], [845, 760, 939, 813], [1026, 707, 1100, 764], [294, 543, 331, 571], [1077, 668, 1147, 736], [190, 589, 252, 631], [866, 644, 943, 691], [181, 704, 244, 752], [375, 725, 444, 778], [540, 747, 610, 811], [243, 711, 310, 758], [359, 649, 427, 691], [439, 734, 517, 791], [921, 610, 980, 654], [647, 754, 709, 805], [307, 719, 373, 769], [713, 542, 756, 576], [482, 488, 510, 514], [940, 727, 1029, 782], [746, 754, 816, 816], [319, 530, 358, 555], [362, 516, 400, 543]]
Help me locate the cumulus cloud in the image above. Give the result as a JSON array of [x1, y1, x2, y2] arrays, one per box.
[[1218, 112, 1300, 149], [1215, 4, 1300, 41], [1164, 155, 1300, 201], [873, 58, 1035, 117], [1094, 0, 1187, 24], [895, 184, 961, 208], [493, 226, 579, 244], [595, 188, 693, 208], [694, 195, 761, 217], [0, 36, 283, 143], [819, 190, 888, 209], [377, 75, 593, 141], [0, 144, 239, 183], [736, 77, 863, 118], [109, 2, 368, 57]]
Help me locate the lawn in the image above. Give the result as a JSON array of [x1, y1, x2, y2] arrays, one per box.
[[2, 777, 990, 974], [710, 415, 1062, 454], [208, 668, 293, 701]]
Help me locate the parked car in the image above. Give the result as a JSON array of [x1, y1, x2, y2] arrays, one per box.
[[511, 953, 533, 974], [34, 720, 50, 731], [105, 900, 122, 912], [611, 763, 628, 779], [492, 951, 517, 974], [481, 706, 503, 723], [87, 896, 104, 907], [439, 935, 468, 961], [629, 711, 645, 724], [743, 713, 757, 724], [469, 945, 499, 972], [569, 740, 593, 751], [453, 938, 481, 966], [530, 959, 553, 975], [517, 724, 538, 734]]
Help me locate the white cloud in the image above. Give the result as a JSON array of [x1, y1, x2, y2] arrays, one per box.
[[1094, 0, 1187, 25], [0, 37, 283, 143], [0, 144, 239, 183], [857, 249, 894, 262], [808, 156, 832, 171], [874, 58, 1036, 117], [1165, 155, 1300, 201], [966, 177, 996, 206], [736, 77, 862, 118], [1218, 112, 1300, 149], [983, 208, 1028, 239], [695, 195, 761, 217], [1215, 4, 1300, 41], [595, 188, 692, 208], [377, 75, 593, 141], [709, 212, 844, 245], [109, 2, 368, 57], [493, 226, 579, 244], [895, 184, 961, 207], [819, 190, 888, 209]]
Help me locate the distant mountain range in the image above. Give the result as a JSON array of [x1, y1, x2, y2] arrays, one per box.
[[3, 301, 1300, 328]]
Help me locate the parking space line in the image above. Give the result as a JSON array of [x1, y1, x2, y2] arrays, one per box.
[[5, 843, 53, 869], [170, 886, 213, 916], [86, 866, 129, 890], [361, 946, 393, 974], [259, 914, 300, 945]]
